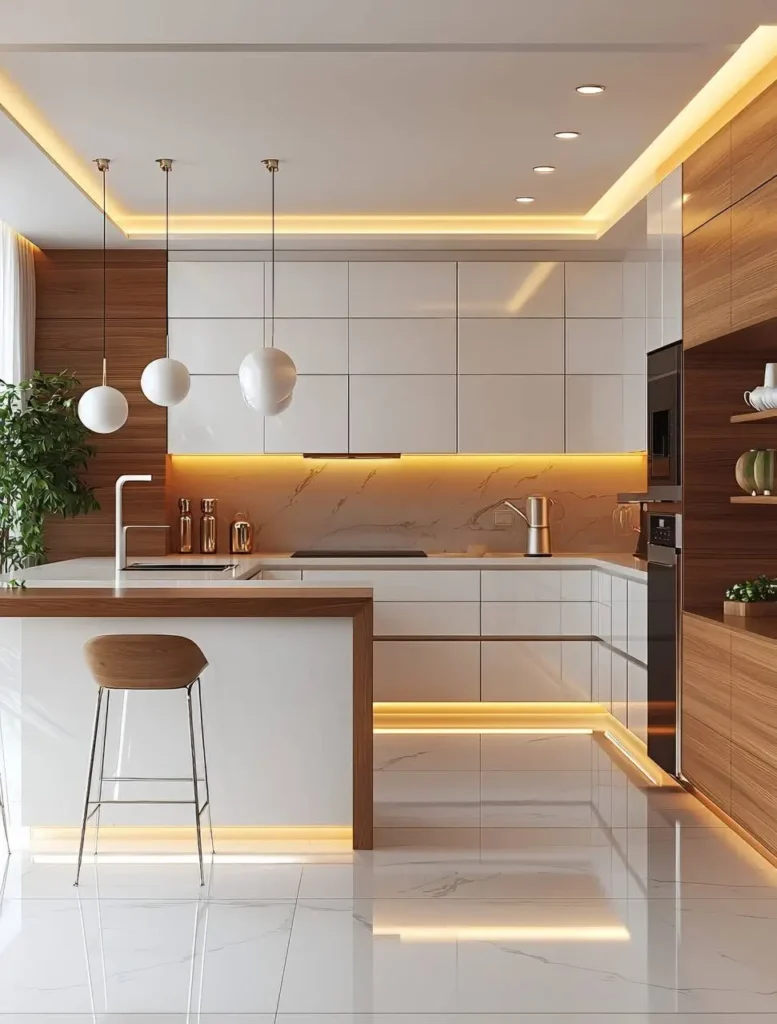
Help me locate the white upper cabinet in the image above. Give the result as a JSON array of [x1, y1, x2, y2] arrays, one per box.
[[264, 376, 348, 454], [168, 375, 263, 454], [458, 319, 564, 374], [271, 319, 349, 375], [349, 375, 456, 453], [622, 375, 647, 451], [623, 262, 647, 318], [457, 262, 564, 317], [458, 375, 564, 453], [348, 262, 455, 318], [168, 319, 261, 374], [348, 319, 456, 374], [564, 262, 623, 318], [565, 375, 624, 453], [661, 167, 683, 346], [168, 261, 263, 318], [270, 262, 348, 318]]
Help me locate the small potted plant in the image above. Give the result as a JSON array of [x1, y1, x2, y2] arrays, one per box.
[[724, 575, 777, 616], [0, 371, 99, 580]]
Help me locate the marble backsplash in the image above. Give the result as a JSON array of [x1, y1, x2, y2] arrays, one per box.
[[166, 454, 646, 554]]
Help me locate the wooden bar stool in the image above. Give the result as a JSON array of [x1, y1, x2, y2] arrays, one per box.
[[75, 634, 213, 886]]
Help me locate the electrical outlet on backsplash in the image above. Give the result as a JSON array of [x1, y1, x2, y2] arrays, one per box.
[[166, 454, 647, 554]]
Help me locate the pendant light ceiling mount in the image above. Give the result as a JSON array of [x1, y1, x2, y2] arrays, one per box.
[[140, 157, 191, 408], [239, 156, 297, 416], [77, 157, 129, 435]]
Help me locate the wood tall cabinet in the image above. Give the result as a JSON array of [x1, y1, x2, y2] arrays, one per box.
[[683, 81, 777, 348], [682, 613, 777, 858]]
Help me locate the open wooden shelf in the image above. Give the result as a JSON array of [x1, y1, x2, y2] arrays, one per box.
[[731, 495, 777, 504], [730, 409, 777, 423]]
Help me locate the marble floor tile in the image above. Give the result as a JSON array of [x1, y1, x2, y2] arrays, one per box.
[[374, 771, 481, 827], [374, 733, 481, 771], [481, 732, 598, 771], [278, 896, 777, 1015], [480, 770, 601, 827]]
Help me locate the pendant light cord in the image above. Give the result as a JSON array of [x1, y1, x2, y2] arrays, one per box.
[[270, 163, 276, 350], [100, 161, 107, 386], [165, 163, 170, 354]]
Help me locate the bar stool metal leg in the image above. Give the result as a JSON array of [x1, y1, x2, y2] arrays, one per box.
[[195, 677, 215, 856], [0, 773, 10, 856], [93, 689, 111, 862], [186, 683, 205, 886], [75, 687, 104, 887]]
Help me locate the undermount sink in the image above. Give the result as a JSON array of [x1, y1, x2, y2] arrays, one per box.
[[125, 563, 238, 572]]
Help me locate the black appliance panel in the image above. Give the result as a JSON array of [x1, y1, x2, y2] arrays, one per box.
[[647, 512, 681, 776], [647, 342, 682, 492]]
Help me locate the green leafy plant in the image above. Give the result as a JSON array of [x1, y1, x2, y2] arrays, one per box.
[[0, 371, 99, 574], [725, 575, 777, 603]]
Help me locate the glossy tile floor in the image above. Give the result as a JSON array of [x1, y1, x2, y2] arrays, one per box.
[[2, 732, 777, 1021]]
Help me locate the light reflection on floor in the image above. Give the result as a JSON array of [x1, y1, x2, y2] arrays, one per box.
[[1, 732, 777, 1021]]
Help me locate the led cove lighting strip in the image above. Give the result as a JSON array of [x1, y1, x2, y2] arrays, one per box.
[[603, 730, 661, 786], [374, 926, 630, 942]]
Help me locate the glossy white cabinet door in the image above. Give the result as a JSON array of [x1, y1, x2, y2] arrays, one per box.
[[623, 262, 647, 318], [373, 602, 480, 637], [481, 570, 562, 602], [348, 262, 456, 318], [661, 167, 683, 346], [270, 262, 348, 318], [646, 183, 664, 351], [458, 319, 564, 374], [271, 319, 349, 375], [349, 375, 456, 453], [611, 649, 628, 726], [593, 642, 612, 710], [458, 375, 564, 453], [481, 640, 589, 701], [627, 580, 648, 665], [622, 375, 647, 451], [611, 576, 628, 654], [168, 375, 263, 454], [566, 319, 646, 376], [168, 319, 261, 374], [564, 262, 624, 318], [348, 319, 456, 374], [374, 641, 480, 701], [565, 375, 623, 453], [628, 661, 648, 746], [457, 262, 564, 317], [301, 569, 479, 601], [263, 375, 348, 453], [168, 261, 264, 318]]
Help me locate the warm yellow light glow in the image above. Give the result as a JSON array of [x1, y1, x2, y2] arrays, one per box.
[[506, 262, 559, 314], [374, 727, 594, 735], [374, 925, 630, 942], [6, 29, 775, 240], [374, 702, 610, 734], [169, 453, 646, 464]]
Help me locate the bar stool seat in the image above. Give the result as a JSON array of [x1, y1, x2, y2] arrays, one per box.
[[75, 634, 213, 886]]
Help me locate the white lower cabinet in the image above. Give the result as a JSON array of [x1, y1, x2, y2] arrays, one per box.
[[349, 374, 457, 453], [300, 569, 479, 601], [628, 661, 648, 746], [264, 376, 348, 453], [480, 601, 591, 637], [592, 642, 612, 710], [627, 581, 648, 664], [611, 576, 628, 653], [611, 649, 628, 726], [480, 640, 591, 702], [373, 602, 480, 637], [457, 375, 564, 453], [374, 640, 480, 701]]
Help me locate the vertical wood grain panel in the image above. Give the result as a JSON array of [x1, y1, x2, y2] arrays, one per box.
[[731, 175, 777, 331], [731, 80, 777, 204], [683, 209, 732, 348], [34, 249, 167, 560], [682, 124, 731, 236]]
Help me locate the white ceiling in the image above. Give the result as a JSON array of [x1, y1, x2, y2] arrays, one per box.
[[0, 0, 776, 248]]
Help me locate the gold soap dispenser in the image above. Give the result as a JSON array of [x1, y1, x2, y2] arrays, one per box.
[[200, 498, 217, 554], [177, 498, 193, 554], [230, 511, 254, 554]]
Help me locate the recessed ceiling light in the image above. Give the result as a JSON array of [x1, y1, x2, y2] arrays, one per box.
[[576, 84, 605, 95], [514, 196, 535, 203], [533, 165, 556, 175], [555, 131, 580, 140]]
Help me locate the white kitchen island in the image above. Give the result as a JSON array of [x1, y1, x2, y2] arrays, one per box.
[[0, 564, 372, 851]]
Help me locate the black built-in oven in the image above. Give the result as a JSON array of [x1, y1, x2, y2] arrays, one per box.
[[647, 341, 682, 498]]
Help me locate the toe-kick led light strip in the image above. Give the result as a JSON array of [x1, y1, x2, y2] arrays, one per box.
[[373, 925, 630, 942]]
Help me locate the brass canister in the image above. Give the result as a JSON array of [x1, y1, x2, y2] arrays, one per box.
[[230, 511, 254, 554], [177, 497, 193, 554], [200, 498, 217, 554]]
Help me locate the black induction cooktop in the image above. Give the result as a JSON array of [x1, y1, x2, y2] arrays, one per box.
[[291, 550, 427, 558]]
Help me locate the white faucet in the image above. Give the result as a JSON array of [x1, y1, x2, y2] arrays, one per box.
[[114, 475, 152, 581]]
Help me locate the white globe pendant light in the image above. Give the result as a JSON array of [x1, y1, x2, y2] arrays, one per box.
[[78, 158, 129, 435], [140, 159, 191, 407], [239, 158, 297, 415]]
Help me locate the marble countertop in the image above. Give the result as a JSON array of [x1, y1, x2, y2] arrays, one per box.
[[3, 551, 646, 587]]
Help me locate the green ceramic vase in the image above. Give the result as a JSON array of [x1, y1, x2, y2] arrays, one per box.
[[736, 449, 776, 495]]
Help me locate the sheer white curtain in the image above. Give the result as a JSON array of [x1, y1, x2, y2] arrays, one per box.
[[0, 221, 36, 385]]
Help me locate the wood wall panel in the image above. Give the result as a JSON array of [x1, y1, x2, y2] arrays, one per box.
[[731, 631, 777, 768], [683, 124, 731, 235], [683, 712, 731, 813], [683, 209, 732, 348], [731, 80, 777, 204], [34, 250, 167, 560], [682, 613, 731, 734], [731, 175, 777, 331]]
